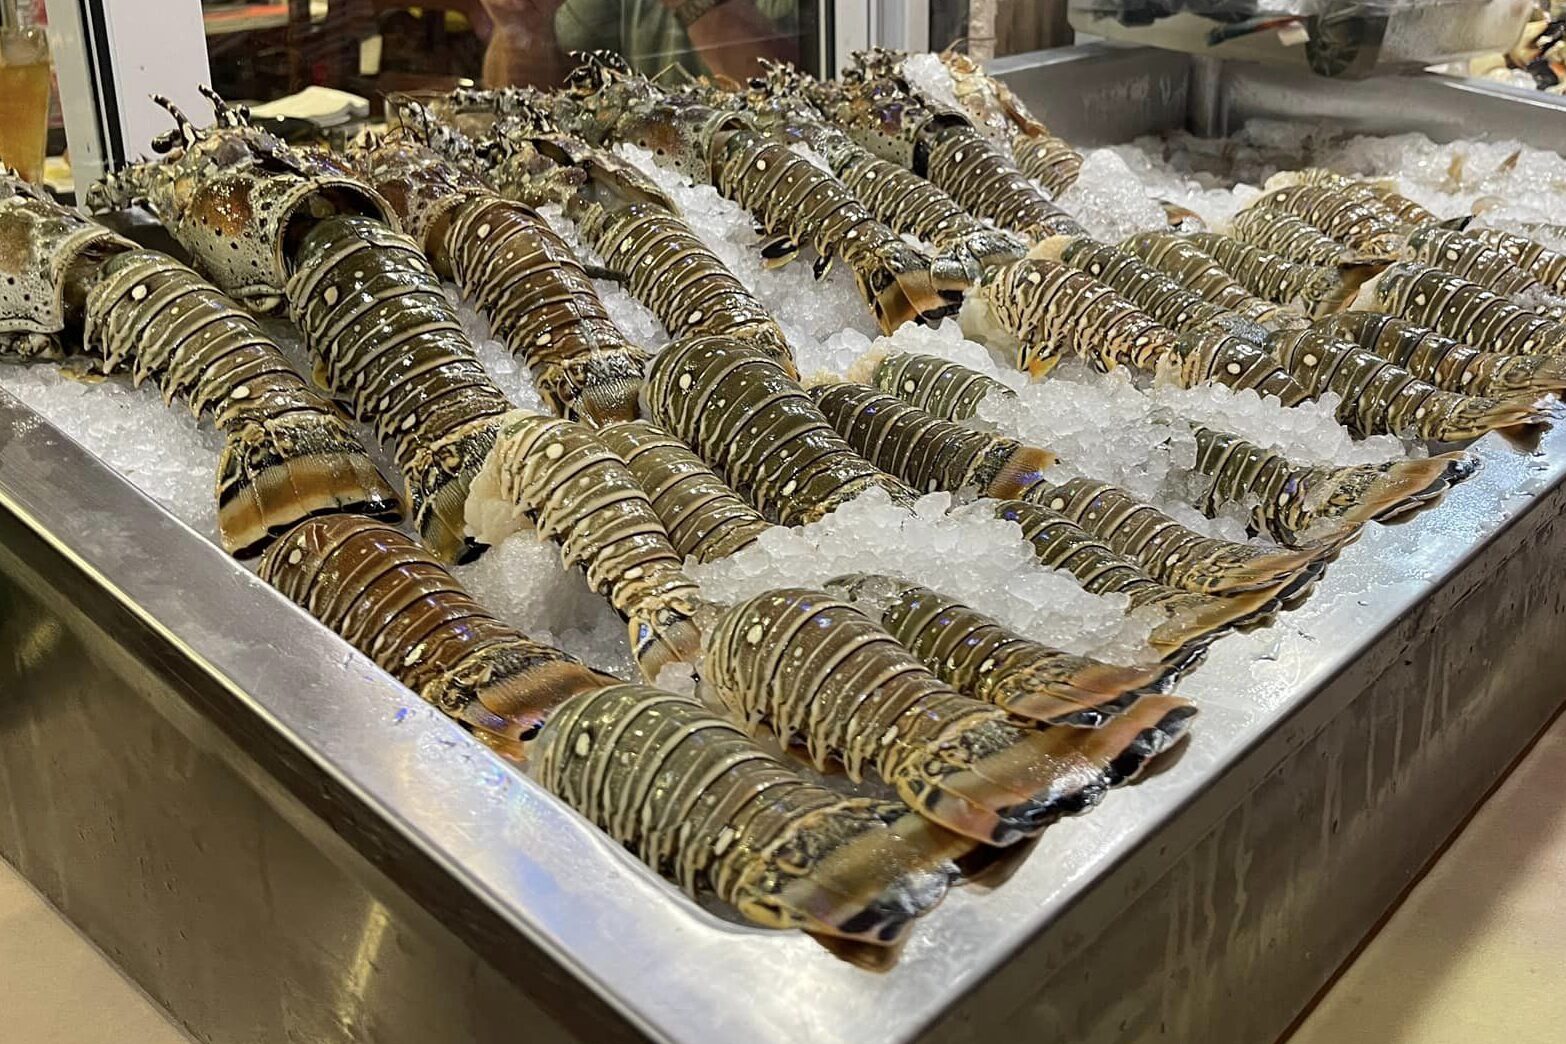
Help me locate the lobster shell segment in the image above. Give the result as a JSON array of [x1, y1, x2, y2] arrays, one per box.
[[258, 514, 615, 755], [532, 682, 963, 944], [0, 175, 134, 359]]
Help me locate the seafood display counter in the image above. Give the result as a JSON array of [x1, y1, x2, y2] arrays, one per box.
[[6, 42, 1566, 1044]]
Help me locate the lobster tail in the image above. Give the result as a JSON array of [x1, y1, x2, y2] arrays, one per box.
[[890, 696, 1194, 844], [216, 411, 402, 557], [1194, 423, 1473, 547], [704, 589, 1189, 846], [826, 573, 1193, 728], [850, 237, 966, 331], [469, 411, 705, 680], [1310, 259, 1389, 315], [287, 216, 514, 564], [531, 684, 958, 944], [257, 515, 608, 754], [81, 246, 404, 558]]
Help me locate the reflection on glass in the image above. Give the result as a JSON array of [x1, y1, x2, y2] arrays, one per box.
[[930, 0, 1073, 59], [202, 0, 819, 112]]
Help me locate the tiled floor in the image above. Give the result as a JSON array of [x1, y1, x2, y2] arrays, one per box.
[[4, 712, 1563, 1043]]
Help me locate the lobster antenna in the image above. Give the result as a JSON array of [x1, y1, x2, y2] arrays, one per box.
[[198, 83, 248, 128], [151, 94, 201, 146]]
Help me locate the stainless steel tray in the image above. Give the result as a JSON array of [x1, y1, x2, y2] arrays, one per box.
[[5, 44, 1566, 1044]]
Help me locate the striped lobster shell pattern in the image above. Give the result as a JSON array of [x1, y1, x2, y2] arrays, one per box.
[[1363, 181, 1442, 229], [1247, 185, 1407, 259], [85, 249, 401, 556], [821, 75, 1082, 242], [1120, 232, 1311, 330], [809, 380, 1057, 498], [468, 412, 704, 680], [257, 515, 616, 758], [353, 134, 653, 423], [1180, 232, 1377, 316], [815, 125, 1026, 282], [531, 682, 963, 944], [446, 195, 649, 424], [596, 420, 772, 563], [1038, 236, 1275, 343], [921, 122, 1083, 241], [1314, 312, 1566, 400], [1467, 227, 1566, 295], [1357, 262, 1566, 356], [645, 335, 916, 525], [993, 500, 1282, 659], [703, 588, 1188, 845], [811, 380, 1322, 596], [709, 127, 960, 332], [1403, 226, 1543, 300], [571, 197, 799, 375], [965, 255, 1178, 377], [1267, 327, 1545, 441], [968, 256, 1310, 404], [286, 215, 513, 563], [1227, 209, 1357, 267], [1013, 132, 1084, 197], [865, 350, 1468, 549], [1191, 425, 1470, 547], [1283, 168, 1440, 229], [825, 573, 1194, 726]]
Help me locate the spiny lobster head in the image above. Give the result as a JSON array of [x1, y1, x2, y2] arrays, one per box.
[[475, 119, 592, 210], [1, 169, 135, 360], [822, 74, 934, 168], [740, 59, 827, 126], [842, 47, 911, 86], [105, 88, 394, 313], [350, 130, 488, 270], [599, 86, 748, 183]]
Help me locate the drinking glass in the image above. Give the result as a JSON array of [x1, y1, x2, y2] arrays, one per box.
[[0, 25, 51, 183]]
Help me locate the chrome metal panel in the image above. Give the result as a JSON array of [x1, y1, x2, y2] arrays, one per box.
[[996, 43, 1566, 143], [1222, 58, 1566, 141], [988, 43, 1191, 146], [5, 46, 1566, 1044]]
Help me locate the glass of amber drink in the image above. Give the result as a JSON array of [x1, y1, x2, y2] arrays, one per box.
[[0, 21, 51, 183]]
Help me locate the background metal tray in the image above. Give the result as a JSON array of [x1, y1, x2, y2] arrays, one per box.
[[4, 44, 1566, 1044]]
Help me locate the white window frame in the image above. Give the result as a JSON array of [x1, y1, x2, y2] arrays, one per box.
[[42, 0, 211, 198], [833, 0, 930, 70]]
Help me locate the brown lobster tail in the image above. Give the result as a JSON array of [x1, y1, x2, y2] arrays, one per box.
[[646, 335, 917, 526], [531, 683, 957, 944], [468, 411, 706, 680], [1190, 425, 1471, 549], [596, 419, 771, 564], [81, 246, 403, 558], [445, 195, 650, 425], [994, 499, 1277, 661], [216, 414, 402, 557], [286, 216, 514, 564], [703, 589, 1153, 845], [257, 515, 611, 751], [825, 573, 1191, 729]]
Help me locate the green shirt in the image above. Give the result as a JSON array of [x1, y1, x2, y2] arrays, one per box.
[[555, 0, 799, 78]]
